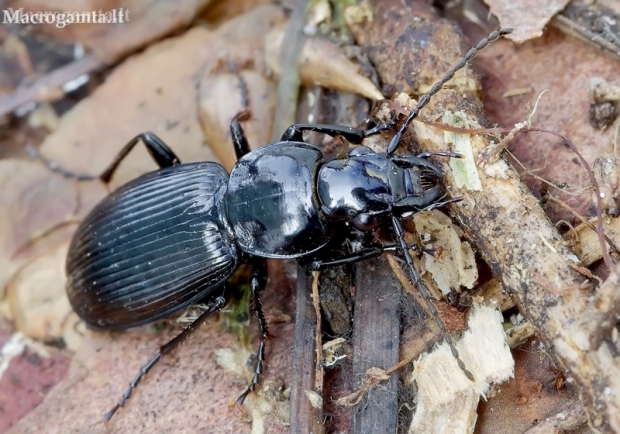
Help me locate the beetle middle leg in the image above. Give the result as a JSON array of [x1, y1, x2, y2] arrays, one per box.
[[300, 246, 386, 270], [103, 291, 230, 422], [235, 258, 269, 405]]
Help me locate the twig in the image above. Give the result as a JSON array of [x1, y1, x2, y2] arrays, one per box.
[[547, 193, 620, 257], [0, 54, 103, 117], [529, 128, 616, 271], [311, 271, 324, 393], [477, 90, 548, 166], [271, 0, 308, 141]]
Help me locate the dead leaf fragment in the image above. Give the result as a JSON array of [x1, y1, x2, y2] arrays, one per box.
[[7, 242, 83, 350], [484, 0, 572, 43], [38, 27, 219, 190], [265, 25, 383, 101], [0, 160, 77, 301], [16, 0, 215, 63], [198, 70, 276, 171]]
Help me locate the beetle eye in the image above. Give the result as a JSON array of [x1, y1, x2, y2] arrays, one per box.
[[352, 213, 379, 231]]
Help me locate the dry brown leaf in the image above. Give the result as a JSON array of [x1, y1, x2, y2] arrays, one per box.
[[0, 160, 78, 302], [38, 27, 217, 190], [16, 0, 214, 62], [6, 241, 84, 350], [198, 70, 276, 171], [484, 0, 571, 43], [0, 334, 71, 433], [264, 24, 383, 101], [475, 26, 618, 223]]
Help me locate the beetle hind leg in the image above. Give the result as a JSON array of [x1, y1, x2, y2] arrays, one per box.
[[27, 145, 98, 181], [235, 259, 269, 405], [29, 132, 181, 183], [103, 293, 229, 422], [99, 132, 181, 182]]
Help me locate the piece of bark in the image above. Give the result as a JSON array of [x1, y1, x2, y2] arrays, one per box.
[[351, 256, 400, 434], [289, 267, 324, 434], [0, 54, 103, 118]]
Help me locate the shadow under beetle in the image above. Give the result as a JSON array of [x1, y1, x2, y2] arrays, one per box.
[[36, 29, 512, 421]]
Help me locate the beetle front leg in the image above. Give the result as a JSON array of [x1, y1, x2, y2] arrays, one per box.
[[235, 258, 269, 405], [415, 151, 464, 160], [299, 246, 386, 270], [280, 120, 395, 144], [103, 292, 230, 422]]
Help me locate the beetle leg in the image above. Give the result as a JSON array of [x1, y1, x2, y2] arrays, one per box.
[[362, 118, 397, 136], [421, 196, 463, 211], [103, 292, 229, 422], [390, 155, 444, 178], [281, 124, 365, 143], [27, 145, 98, 180], [236, 259, 269, 405], [415, 151, 464, 160], [227, 59, 254, 161], [28, 132, 181, 183], [393, 186, 442, 211], [390, 216, 475, 381], [299, 246, 385, 270], [99, 132, 181, 182], [280, 121, 394, 144], [230, 112, 252, 160], [384, 242, 437, 258]]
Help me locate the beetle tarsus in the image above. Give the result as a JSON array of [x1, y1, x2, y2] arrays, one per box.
[[26, 145, 98, 181], [103, 295, 228, 421], [231, 112, 252, 160], [236, 259, 269, 405]]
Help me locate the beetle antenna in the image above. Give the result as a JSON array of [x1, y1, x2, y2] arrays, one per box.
[[386, 28, 513, 156], [390, 216, 475, 381], [103, 295, 228, 422]]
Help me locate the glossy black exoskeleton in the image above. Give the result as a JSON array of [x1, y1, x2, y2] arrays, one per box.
[[33, 29, 512, 421]]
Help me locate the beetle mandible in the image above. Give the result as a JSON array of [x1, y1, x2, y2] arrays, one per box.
[[34, 28, 512, 421]]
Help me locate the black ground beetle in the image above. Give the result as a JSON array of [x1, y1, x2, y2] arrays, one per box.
[[34, 29, 512, 421]]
